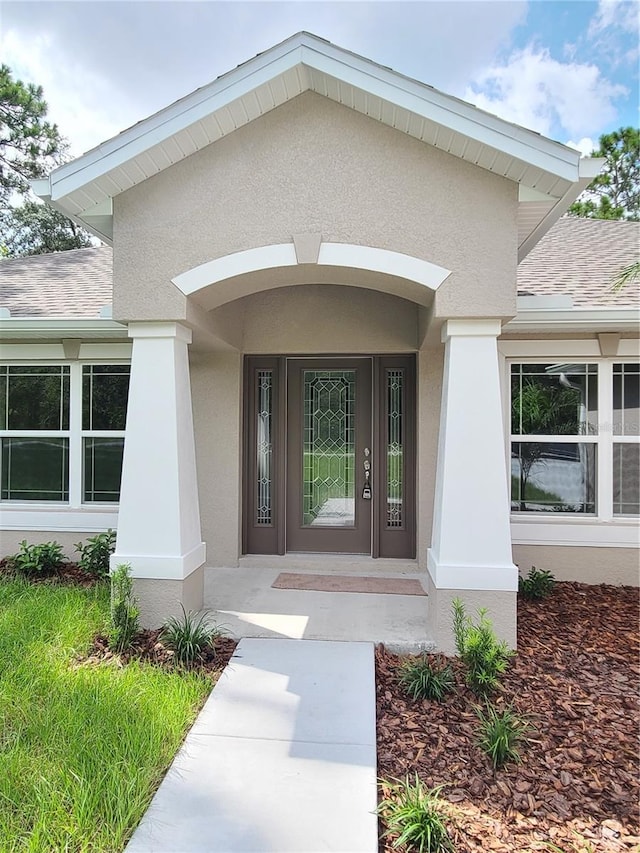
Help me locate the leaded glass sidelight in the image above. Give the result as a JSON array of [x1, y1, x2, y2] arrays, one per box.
[[387, 368, 404, 528], [256, 370, 273, 525], [303, 371, 356, 527]]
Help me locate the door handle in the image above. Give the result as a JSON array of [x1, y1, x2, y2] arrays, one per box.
[[362, 451, 372, 500]]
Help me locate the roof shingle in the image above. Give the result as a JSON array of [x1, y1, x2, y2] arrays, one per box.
[[0, 218, 638, 318]]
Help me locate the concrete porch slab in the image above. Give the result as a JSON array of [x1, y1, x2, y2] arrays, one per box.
[[126, 639, 379, 853], [203, 566, 435, 652]]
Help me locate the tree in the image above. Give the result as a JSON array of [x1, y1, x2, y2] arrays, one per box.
[[569, 127, 640, 221], [1, 200, 92, 256], [0, 65, 92, 256]]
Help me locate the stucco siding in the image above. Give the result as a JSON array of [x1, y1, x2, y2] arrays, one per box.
[[191, 351, 243, 567], [513, 544, 639, 586], [112, 92, 518, 322]]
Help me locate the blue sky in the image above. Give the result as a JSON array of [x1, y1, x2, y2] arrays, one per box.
[[2, 1, 638, 157]]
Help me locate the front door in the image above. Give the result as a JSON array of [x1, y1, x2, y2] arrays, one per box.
[[286, 359, 372, 553], [243, 355, 416, 558]]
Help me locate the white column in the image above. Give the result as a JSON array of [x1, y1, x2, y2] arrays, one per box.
[[428, 319, 517, 591], [111, 322, 206, 580]]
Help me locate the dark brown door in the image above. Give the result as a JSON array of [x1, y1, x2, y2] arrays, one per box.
[[286, 359, 372, 553]]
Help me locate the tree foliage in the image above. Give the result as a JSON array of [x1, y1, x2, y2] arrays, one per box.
[[569, 127, 640, 221], [0, 64, 92, 256]]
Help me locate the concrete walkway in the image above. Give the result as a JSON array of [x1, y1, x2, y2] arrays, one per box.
[[126, 639, 379, 853]]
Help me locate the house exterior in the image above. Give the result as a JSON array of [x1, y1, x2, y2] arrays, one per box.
[[1, 34, 638, 652]]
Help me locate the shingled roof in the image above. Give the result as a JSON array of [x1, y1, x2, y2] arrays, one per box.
[[0, 246, 112, 317], [0, 219, 638, 317], [517, 217, 639, 307]]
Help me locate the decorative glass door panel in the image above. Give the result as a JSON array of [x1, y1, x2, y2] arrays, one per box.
[[303, 370, 356, 527], [287, 359, 372, 553]]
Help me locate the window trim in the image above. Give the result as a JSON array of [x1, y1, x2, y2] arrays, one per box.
[[499, 340, 640, 549], [0, 355, 130, 527]]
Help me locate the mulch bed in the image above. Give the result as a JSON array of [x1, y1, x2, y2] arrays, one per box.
[[83, 630, 237, 675], [0, 557, 101, 587], [376, 582, 640, 852]]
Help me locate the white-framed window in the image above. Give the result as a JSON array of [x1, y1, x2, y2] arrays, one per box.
[[0, 361, 130, 506], [507, 355, 639, 523]]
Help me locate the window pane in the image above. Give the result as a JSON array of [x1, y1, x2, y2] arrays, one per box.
[[1, 438, 69, 501], [511, 442, 596, 513], [3, 366, 69, 430], [613, 444, 639, 515], [511, 363, 597, 436], [303, 371, 355, 527], [387, 368, 404, 528], [613, 364, 640, 436], [82, 365, 130, 430], [255, 370, 273, 525], [83, 437, 124, 502]]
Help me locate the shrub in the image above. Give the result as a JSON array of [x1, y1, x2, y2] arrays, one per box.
[[399, 655, 455, 702], [378, 775, 454, 853], [10, 540, 65, 574], [75, 529, 116, 577], [162, 605, 222, 667], [519, 566, 555, 600], [475, 702, 530, 769], [452, 599, 513, 696], [109, 563, 139, 653]]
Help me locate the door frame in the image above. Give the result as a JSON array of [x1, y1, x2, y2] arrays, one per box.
[[242, 354, 416, 558]]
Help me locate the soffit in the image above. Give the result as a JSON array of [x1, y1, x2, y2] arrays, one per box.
[[35, 33, 599, 256]]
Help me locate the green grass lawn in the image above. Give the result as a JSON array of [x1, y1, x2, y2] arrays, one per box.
[[0, 577, 213, 852]]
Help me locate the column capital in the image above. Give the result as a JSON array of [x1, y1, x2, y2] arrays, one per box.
[[127, 321, 192, 343], [441, 318, 502, 342]]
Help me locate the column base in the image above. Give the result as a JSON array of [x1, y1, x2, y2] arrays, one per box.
[[132, 564, 205, 628], [425, 570, 517, 655]]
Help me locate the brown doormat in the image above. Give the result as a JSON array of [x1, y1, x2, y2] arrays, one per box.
[[272, 572, 427, 596]]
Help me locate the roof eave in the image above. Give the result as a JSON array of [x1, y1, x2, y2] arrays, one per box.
[[503, 306, 640, 334]]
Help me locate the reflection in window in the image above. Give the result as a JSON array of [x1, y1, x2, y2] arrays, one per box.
[[511, 442, 596, 514], [82, 365, 130, 430], [83, 438, 125, 503], [511, 363, 598, 436], [613, 363, 640, 437], [0, 365, 70, 430], [1, 438, 69, 501], [613, 444, 639, 516]]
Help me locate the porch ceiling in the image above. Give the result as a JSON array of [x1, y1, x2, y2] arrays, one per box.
[[33, 33, 601, 261]]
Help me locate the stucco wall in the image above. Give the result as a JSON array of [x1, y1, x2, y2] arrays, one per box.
[[191, 350, 243, 567], [0, 530, 101, 561], [112, 91, 518, 323], [513, 544, 639, 586]]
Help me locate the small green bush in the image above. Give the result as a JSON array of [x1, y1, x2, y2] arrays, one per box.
[[75, 529, 116, 577], [399, 655, 455, 702], [452, 599, 513, 696], [518, 566, 556, 600], [475, 702, 530, 769], [10, 539, 65, 574], [162, 605, 222, 667], [109, 563, 139, 653], [378, 775, 454, 853]]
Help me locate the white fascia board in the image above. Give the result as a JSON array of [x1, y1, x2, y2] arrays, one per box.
[[503, 306, 640, 333], [517, 169, 602, 262], [45, 32, 585, 208], [300, 41, 582, 183], [47, 44, 307, 202], [0, 318, 128, 338]]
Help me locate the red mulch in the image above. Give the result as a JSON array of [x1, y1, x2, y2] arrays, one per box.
[[83, 630, 237, 675], [376, 582, 640, 852]]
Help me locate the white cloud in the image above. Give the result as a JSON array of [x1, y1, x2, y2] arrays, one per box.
[[1, 1, 527, 154], [565, 137, 598, 157], [588, 0, 639, 37], [1, 29, 140, 155], [464, 45, 628, 139]]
